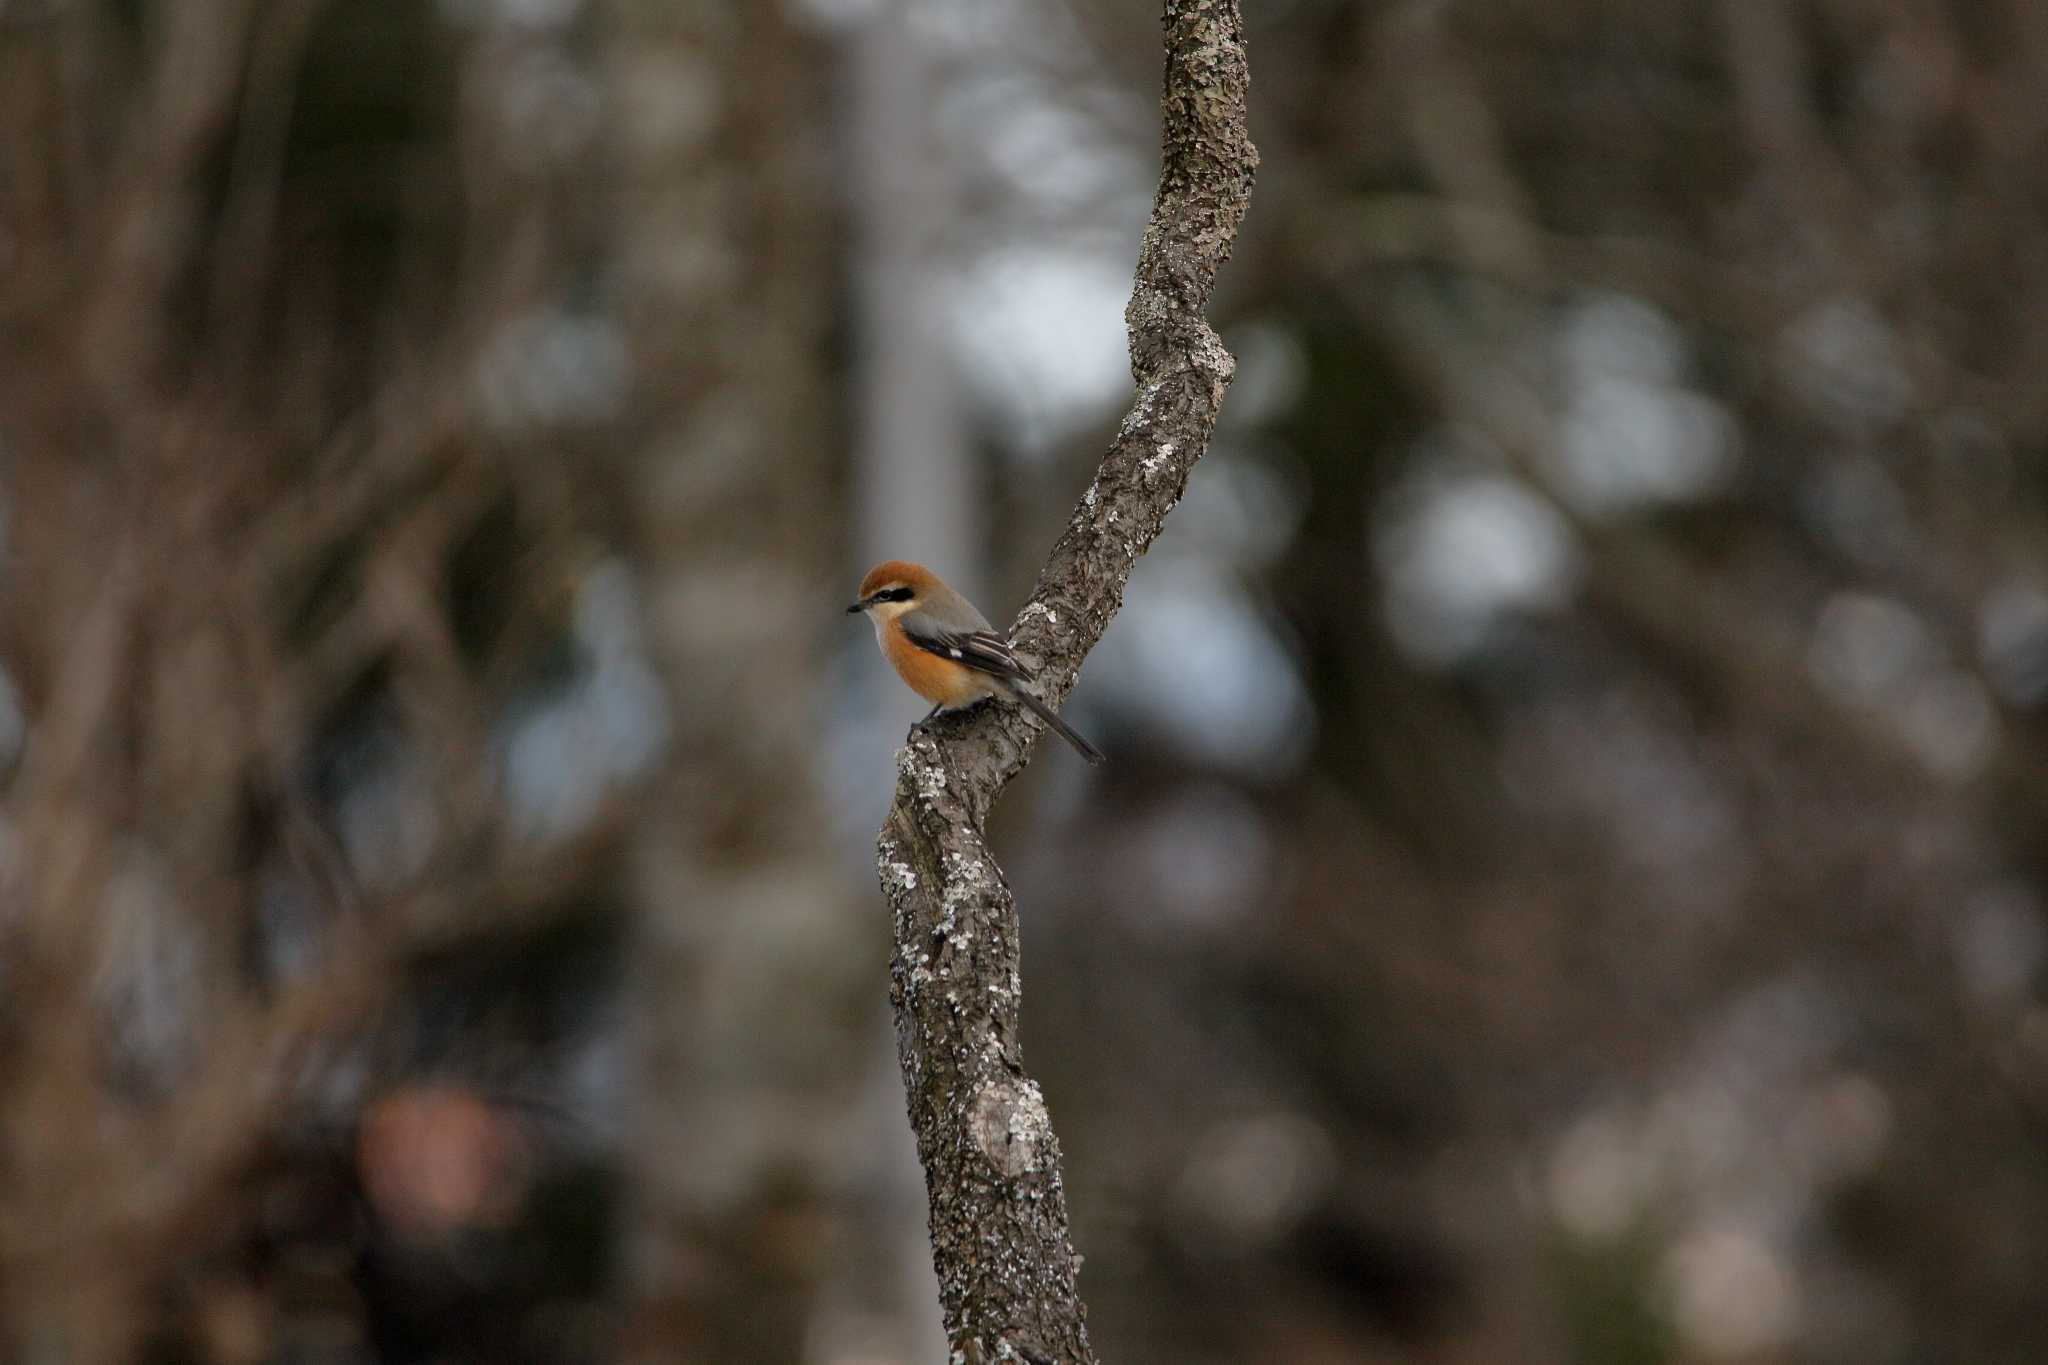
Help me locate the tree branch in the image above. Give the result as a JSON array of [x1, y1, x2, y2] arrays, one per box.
[[874, 3, 1255, 1360]]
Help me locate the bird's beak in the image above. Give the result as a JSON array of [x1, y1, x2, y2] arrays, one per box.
[[845, 600, 865, 615]]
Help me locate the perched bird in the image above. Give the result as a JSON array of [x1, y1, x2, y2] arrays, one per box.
[[848, 560, 1105, 765]]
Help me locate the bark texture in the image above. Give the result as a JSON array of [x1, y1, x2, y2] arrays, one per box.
[[875, 3, 1256, 1360]]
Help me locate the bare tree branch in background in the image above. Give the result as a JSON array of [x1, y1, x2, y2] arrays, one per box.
[[874, 2, 1255, 1359], [0, 5, 634, 1358]]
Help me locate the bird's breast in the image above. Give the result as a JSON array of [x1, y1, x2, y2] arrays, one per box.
[[882, 627, 996, 706]]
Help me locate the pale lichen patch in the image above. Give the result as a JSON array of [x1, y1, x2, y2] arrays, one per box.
[[1141, 440, 1178, 480], [970, 1079, 1052, 1179]]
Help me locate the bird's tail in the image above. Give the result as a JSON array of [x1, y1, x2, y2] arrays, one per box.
[[1012, 689, 1106, 765]]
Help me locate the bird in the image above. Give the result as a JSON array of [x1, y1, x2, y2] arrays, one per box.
[[848, 560, 1105, 765]]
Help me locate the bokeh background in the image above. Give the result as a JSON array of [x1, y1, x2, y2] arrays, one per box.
[[2, 0, 2045, 1362]]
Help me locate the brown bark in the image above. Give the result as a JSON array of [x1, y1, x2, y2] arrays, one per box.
[[874, 3, 1256, 1360]]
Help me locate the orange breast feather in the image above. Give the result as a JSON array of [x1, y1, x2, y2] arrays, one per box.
[[884, 626, 996, 707]]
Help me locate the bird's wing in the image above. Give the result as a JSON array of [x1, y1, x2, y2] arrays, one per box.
[[899, 613, 1032, 683]]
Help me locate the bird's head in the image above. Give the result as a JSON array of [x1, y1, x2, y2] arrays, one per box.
[[847, 560, 935, 620]]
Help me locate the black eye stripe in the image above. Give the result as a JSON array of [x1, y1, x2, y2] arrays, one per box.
[[881, 587, 915, 602]]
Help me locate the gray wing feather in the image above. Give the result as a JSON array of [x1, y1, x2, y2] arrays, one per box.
[[900, 612, 1031, 682], [901, 605, 1105, 763]]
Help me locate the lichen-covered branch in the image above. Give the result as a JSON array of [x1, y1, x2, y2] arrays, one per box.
[[874, 3, 1255, 1360]]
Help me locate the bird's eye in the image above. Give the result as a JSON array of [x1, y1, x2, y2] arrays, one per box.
[[882, 587, 915, 602]]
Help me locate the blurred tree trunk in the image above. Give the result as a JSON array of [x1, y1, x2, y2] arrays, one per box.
[[841, 6, 971, 1358], [849, 5, 975, 586], [603, 4, 900, 1361]]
